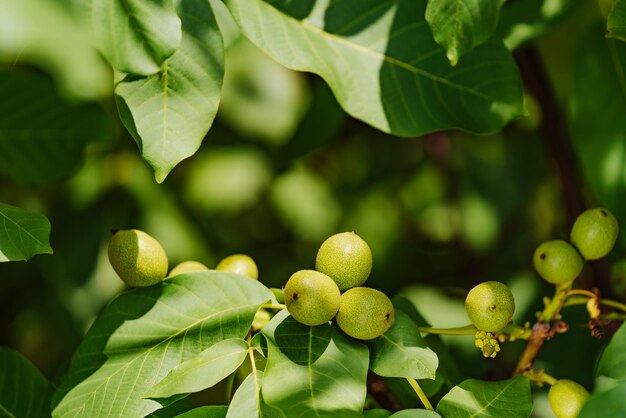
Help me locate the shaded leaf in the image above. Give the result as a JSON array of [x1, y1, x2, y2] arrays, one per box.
[[52, 272, 274, 418], [225, 371, 285, 418], [145, 338, 249, 398], [116, 0, 224, 183], [0, 202, 52, 262], [146, 399, 194, 417], [261, 310, 368, 418], [608, 0, 626, 42], [175, 406, 228, 418], [363, 410, 393, 418], [0, 347, 54, 418], [597, 322, 626, 380], [426, 0, 505, 65], [80, 0, 181, 75], [368, 310, 438, 380], [579, 381, 626, 418], [225, 0, 524, 137], [0, 0, 111, 100], [0, 67, 113, 185], [436, 377, 532, 417]]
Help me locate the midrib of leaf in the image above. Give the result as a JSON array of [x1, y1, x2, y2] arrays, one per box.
[[161, 62, 169, 164], [290, 9, 495, 101], [69, 301, 263, 415], [0, 208, 48, 249], [0, 402, 17, 418], [307, 327, 321, 418], [468, 378, 516, 418]]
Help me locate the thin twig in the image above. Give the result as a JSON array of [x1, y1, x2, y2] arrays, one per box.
[[406, 378, 434, 411]]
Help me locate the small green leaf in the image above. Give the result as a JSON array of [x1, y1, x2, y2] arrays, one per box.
[[261, 310, 368, 418], [116, 0, 224, 183], [579, 381, 626, 418], [224, 0, 524, 137], [175, 406, 228, 418], [52, 272, 274, 418], [0, 0, 111, 100], [608, 0, 626, 42], [368, 310, 438, 380], [0, 202, 52, 262], [0, 67, 114, 185], [597, 322, 626, 380], [0, 347, 54, 418], [81, 0, 181, 75], [436, 376, 532, 418], [145, 338, 249, 398], [426, 0, 505, 65]]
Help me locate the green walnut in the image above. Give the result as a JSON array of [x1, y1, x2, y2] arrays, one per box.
[[335, 287, 394, 340], [216, 254, 258, 279], [465, 281, 515, 332], [315, 231, 372, 291], [548, 379, 589, 418], [108, 229, 168, 287], [168, 261, 209, 277], [533, 240, 583, 284], [284, 270, 341, 326], [570, 208, 619, 260]]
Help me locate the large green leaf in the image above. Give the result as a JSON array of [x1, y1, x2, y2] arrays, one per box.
[[579, 380, 626, 418], [596, 322, 626, 380], [116, 0, 224, 183], [261, 310, 368, 418], [426, 0, 505, 66], [175, 406, 228, 418], [0, 67, 113, 185], [0, 202, 52, 262], [368, 310, 438, 380], [436, 377, 532, 417], [0, 0, 111, 100], [608, 0, 626, 41], [389, 411, 441, 418], [0, 347, 54, 417], [52, 272, 274, 418], [224, 0, 524, 137], [79, 0, 181, 75], [569, 23, 626, 245]]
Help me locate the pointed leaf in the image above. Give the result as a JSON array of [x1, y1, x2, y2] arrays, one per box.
[[426, 0, 505, 65], [608, 0, 626, 42], [0, 347, 54, 418], [116, 0, 224, 183], [145, 338, 249, 398], [0, 67, 114, 185], [52, 272, 274, 418], [0, 202, 52, 262], [261, 310, 368, 418], [82, 0, 181, 75], [597, 322, 626, 380], [368, 310, 438, 380], [175, 406, 228, 418], [0, 0, 111, 100], [224, 0, 524, 137], [436, 376, 532, 418]]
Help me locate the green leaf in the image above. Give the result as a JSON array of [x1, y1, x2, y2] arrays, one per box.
[[579, 381, 626, 418], [436, 376, 532, 418], [569, 23, 626, 244], [597, 322, 626, 380], [145, 338, 249, 398], [425, 0, 505, 66], [363, 410, 392, 418], [0, 67, 113, 185], [80, 0, 181, 75], [115, 0, 224, 183], [0, 0, 111, 100], [389, 411, 441, 417], [261, 310, 368, 418], [147, 399, 194, 417], [224, 0, 524, 137], [0, 347, 54, 417], [608, 0, 626, 42], [0, 202, 52, 262], [52, 272, 274, 418], [368, 310, 438, 380], [175, 406, 228, 418]]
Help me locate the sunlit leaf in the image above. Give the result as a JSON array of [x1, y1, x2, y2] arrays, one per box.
[[597, 322, 626, 380], [436, 377, 532, 417], [52, 272, 274, 418], [0, 347, 54, 417], [608, 0, 626, 42], [116, 0, 224, 183], [389, 410, 441, 417], [175, 406, 228, 418], [0, 202, 52, 262], [579, 381, 626, 418], [224, 0, 524, 136], [0, 67, 113, 185], [426, 0, 505, 65], [261, 310, 368, 418]]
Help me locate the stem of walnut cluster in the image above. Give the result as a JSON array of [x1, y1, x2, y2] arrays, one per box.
[[417, 325, 477, 335], [261, 303, 286, 310], [406, 378, 434, 411]]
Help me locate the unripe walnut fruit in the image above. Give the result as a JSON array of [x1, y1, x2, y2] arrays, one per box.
[[284, 270, 341, 326], [533, 240, 583, 284], [335, 287, 394, 340], [108, 229, 168, 287], [315, 231, 372, 291], [464, 281, 515, 332], [570, 208, 619, 260], [548, 379, 589, 418], [216, 254, 258, 279]]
